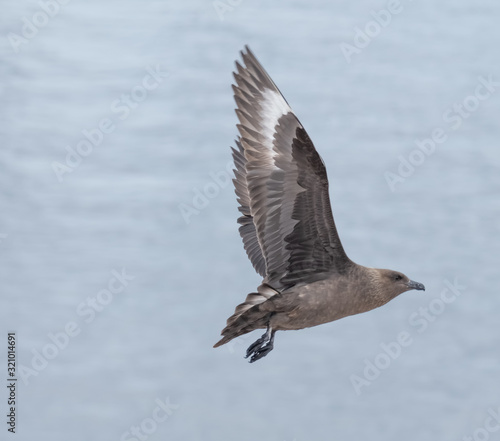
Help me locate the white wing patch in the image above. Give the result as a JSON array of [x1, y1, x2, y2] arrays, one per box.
[[258, 88, 291, 157]]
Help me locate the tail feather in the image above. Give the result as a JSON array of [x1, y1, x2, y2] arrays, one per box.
[[214, 284, 279, 348]]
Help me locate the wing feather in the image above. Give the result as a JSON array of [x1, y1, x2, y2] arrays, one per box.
[[231, 46, 351, 289]]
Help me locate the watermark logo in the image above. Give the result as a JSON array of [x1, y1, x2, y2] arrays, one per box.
[[7, 0, 71, 53], [178, 160, 234, 224], [18, 268, 134, 385], [462, 407, 500, 441], [119, 396, 180, 441], [339, 0, 414, 64], [51, 65, 169, 183], [385, 75, 499, 191], [213, 0, 244, 21], [350, 278, 465, 395]]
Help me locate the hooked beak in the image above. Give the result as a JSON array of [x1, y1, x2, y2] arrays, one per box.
[[406, 280, 425, 291]]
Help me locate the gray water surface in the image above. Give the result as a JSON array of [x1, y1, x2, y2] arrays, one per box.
[[1, 1, 500, 440]]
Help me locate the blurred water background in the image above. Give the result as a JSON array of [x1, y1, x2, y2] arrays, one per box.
[[1, 0, 500, 440]]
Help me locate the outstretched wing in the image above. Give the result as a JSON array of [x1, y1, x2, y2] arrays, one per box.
[[232, 46, 351, 289], [232, 138, 267, 278]]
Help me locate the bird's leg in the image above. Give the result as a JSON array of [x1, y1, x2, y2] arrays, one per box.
[[245, 325, 272, 358], [249, 330, 275, 363], [245, 325, 276, 363]]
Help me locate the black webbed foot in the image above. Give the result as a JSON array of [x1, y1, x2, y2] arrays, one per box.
[[245, 327, 276, 363], [245, 334, 267, 358], [248, 339, 274, 363]]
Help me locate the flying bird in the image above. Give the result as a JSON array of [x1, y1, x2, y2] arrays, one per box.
[[214, 46, 425, 363]]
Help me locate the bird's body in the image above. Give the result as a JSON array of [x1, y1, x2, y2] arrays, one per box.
[[214, 47, 424, 362]]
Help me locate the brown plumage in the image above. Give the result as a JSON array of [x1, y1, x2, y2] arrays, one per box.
[[214, 46, 425, 362]]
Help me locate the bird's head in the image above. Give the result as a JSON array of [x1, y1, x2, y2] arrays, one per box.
[[374, 268, 425, 302]]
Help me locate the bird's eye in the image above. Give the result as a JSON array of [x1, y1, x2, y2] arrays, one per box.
[[394, 274, 403, 281]]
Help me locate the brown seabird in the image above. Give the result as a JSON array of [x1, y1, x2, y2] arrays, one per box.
[[214, 46, 425, 363]]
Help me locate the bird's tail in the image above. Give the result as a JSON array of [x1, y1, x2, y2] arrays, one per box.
[[213, 284, 279, 348]]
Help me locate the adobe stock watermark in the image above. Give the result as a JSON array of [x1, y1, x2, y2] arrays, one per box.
[[119, 396, 180, 441], [51, 64, 169, 183], [213, 0, 244, 21], [7, 0, 71, 53], [178, 160, 234, 224], [339, 0, 415, 64], [18, 268, 134, 386], [350, 277, 465, 396], [385, 74, 500, 192], [463, 407, 500, 441]]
